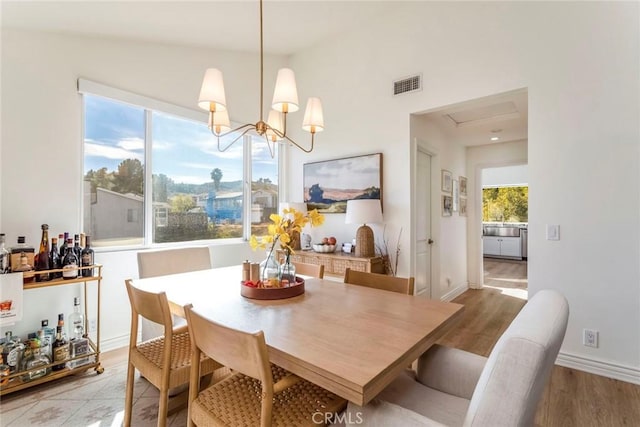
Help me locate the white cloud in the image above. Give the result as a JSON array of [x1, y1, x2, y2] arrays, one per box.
[[117, 137, 144, 151], [85, 140, 143, 161]]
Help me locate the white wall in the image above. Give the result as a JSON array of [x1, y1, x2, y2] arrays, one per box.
[[288, 2, 639, 382], [482, 165, 528, 187], [0, 29, 283, 349]]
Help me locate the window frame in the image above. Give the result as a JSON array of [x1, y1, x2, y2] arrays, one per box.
[[78, 78, 282, 251]]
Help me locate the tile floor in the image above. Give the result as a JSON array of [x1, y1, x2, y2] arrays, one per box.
[[0, 348, 188, 426]]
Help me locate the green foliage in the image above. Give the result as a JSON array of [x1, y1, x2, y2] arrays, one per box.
[[114, 159, 144, 195], [210, 168, 223, 191], [483, 186, 528, 222], [153, 173, 173, 202], [170, 194, 196, 213]]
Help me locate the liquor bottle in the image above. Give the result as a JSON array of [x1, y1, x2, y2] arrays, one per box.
[[59, 232, 69, 259], [23, 346, 50, 381], [37, 329, 52, 361], [10, 236, 34, 274], [39, 319, 55, 359], [81, 236, 95, 277], [49, 237, 62, 279], [35, 224, 51, 282], [61, 238, 79, 280], [52, 323, 69, 371], [14, 251, 35, 283], [0, 354, 9, 386], [2, 331, 25, 373], [68, 297, 85, 340], [0, 233, 9, 274], [73, 234, 82, 261]]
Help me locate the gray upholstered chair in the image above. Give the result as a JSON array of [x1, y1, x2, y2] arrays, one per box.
[[137, 246, 212, 342], [344, 289, 569, 426]]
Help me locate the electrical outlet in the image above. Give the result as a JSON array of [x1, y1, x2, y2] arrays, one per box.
[[583, 329, 598, 348], [89, 318, 97, 333]]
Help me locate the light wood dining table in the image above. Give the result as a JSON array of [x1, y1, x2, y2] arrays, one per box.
[[130, 265, 464, 406]]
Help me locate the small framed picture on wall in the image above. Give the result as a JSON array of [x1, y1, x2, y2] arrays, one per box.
[[459, 198, 467, 216], [452, 180, 459, 212], [442, 195, 453, 216], [459, 176, 467, 197], [441, 170, 452, 193]]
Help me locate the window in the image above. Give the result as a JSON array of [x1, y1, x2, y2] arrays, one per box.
[[80, 80, 278, 248]]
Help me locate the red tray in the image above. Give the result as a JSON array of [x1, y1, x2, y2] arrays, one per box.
[[241, 277, 305, 300]]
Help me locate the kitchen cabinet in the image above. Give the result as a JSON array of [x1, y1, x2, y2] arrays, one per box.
[[483, 236, 522, 259]]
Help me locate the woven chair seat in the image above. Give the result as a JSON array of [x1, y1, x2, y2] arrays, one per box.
[[132, 330, 220, 389], [191, 364, 347, 426]]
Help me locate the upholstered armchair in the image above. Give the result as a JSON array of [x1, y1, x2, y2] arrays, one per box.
[[345, 290, 569, 426]]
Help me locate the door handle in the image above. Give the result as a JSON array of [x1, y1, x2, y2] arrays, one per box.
[[428, 238, 434, 245]]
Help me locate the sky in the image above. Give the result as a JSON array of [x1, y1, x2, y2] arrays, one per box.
[[83, 95, 278, 187]]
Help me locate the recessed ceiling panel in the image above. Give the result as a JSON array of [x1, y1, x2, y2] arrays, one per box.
[[446, 101, 519, 125]]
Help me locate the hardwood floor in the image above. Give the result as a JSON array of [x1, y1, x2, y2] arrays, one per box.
[[438, 258, 640, 426]]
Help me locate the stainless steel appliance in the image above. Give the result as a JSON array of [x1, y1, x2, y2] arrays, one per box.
[[521, 228, 528, 260]]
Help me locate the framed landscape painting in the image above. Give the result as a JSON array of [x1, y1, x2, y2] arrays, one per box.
[[304, 153, 382, 213]]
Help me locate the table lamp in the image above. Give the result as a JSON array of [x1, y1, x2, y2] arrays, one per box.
[[279, 202, 308, 250], [345, 199, 383, 257]]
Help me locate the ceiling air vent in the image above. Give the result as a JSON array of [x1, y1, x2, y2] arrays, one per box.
[[393, 74, 422, 96]]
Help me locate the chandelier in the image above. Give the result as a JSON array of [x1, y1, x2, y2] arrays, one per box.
[[197, 0, 324, 156]]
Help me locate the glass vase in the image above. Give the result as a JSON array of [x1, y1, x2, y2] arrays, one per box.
[[260, 249, 281, 287], [279, 251, 296, 287]]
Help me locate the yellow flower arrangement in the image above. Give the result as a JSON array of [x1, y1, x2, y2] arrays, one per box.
[[250, 207, 324, 253]]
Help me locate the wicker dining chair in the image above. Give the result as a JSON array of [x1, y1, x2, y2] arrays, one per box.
[[137, 247, 212, 342], [124, 280, 222, 427], [184, 303, 348, 427], [343, 268, 415, 295], [292, 261, 325, 279]]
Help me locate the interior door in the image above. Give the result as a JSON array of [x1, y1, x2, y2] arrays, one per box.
[[415, 149, 432, 297]]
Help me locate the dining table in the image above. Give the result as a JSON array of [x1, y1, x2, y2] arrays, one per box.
[[130, 265, 464, 406]]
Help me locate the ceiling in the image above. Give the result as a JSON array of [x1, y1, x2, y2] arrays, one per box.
[[417, 89, 528, 147], [1, 1, 396, 56], [2, 1, 528, 146]]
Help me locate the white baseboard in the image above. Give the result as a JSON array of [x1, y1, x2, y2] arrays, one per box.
[[440, 283, 468, 302], [556, 351, 640, 385], [99, 334, 130, 353]]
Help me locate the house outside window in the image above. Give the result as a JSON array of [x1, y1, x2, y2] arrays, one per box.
[[80, 80, 279, 248]]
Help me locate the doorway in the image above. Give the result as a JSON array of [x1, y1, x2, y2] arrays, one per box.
[[414, 147, 433, 297], [480, 164, 528, 300]]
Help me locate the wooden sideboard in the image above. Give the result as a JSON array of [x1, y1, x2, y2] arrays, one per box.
[[278, 249, 385, 279]]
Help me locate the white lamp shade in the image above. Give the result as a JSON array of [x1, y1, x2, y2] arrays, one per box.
[[302, 97, 324, 133], [266, 110, 284, 141], [271, 68, 299, 113], [345, 199, 383, 225], [198, 68, 227, 112], [211, 109, 230, 135]]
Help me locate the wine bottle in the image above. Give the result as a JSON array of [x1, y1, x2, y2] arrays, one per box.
[[52, 317, 69, 371], [61, 238, 78, 280], [49, 237, 62, 279], [81, 236, 95, 277], [59, 232, 69, 259], [0, 233, 9, 274], [35, 224, 51, 282], [73, 234, 82, 261]]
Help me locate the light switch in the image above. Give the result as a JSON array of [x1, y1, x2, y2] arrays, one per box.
[[546, 224, 560, 241]]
